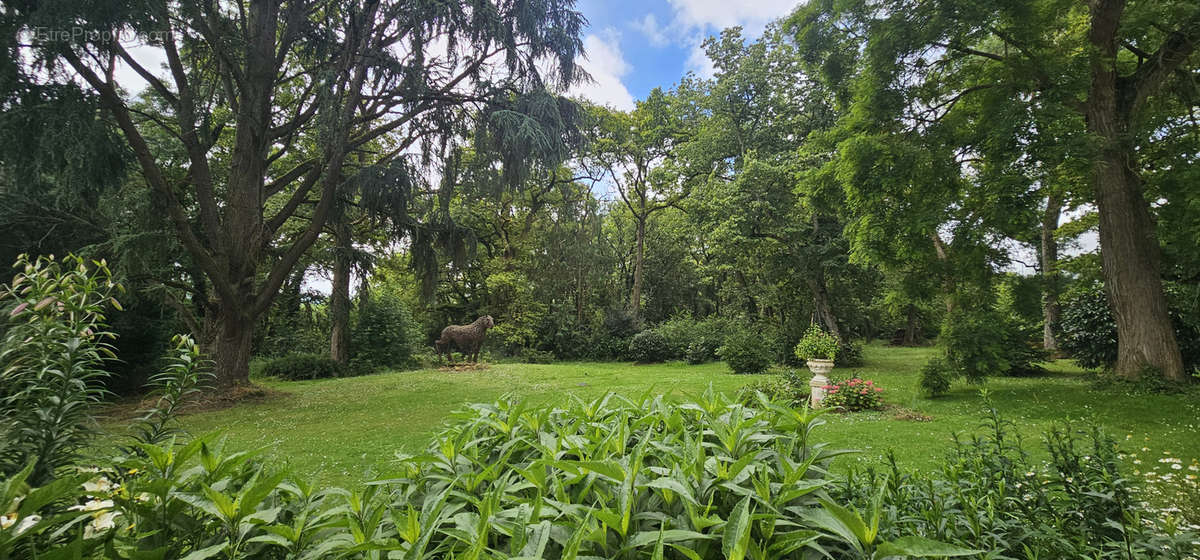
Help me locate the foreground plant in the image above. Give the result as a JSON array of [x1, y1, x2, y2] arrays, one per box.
[[0, 254, 120, 485], [832, 399, 1198, 559]]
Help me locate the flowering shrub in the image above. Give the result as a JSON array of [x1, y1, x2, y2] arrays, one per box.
[[821, 377, 885, 411]]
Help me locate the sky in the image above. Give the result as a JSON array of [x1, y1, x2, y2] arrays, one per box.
[[566, 0, 801, 109]]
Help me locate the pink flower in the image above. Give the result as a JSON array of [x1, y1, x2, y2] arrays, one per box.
[[860, 390, 868, 394], [875, 387, 883, 392], [865, 380, 873, 385]]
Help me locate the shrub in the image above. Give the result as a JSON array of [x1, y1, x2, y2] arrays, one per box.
[[794, 324, 840, 361], [627, 329, 670, 363], [919, 356, 954, 397], [351, 294, 416, 371], [0, 254, 118, 484], [520, 348, 556, 364], [536, 311, 589, 360], [260, 353, 344, 380], [821, 377, 885, 411], [685, 338, 715, 364], [760, 322, 803, 365], [718, 326, 773, 374], [580, 308, 637, 361], [737, 369, 811, 406], [940, 306, 1047, 382], [653, 315, 695, 359], [829, 404, 1196, 558]]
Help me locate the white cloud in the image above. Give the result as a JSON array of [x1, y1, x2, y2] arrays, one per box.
[[569, 31, 636, 111], [653, 0, 799, 77], [632, 14, 670, 47], [685, 41, 716, 79], [667, 0, 800, 33]]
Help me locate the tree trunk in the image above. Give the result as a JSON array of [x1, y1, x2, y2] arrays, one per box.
[[203, 305, 255, 387], [1041, 193, 1063, 352], [330, 218, 352, 365], [575, 262, 585, 324], [629, 215, 645, 325], [807, 270, 842, 341], [1088, 1, 1185, 382], [1092, 149, 1184, 380], [903, 303, 919, 346]]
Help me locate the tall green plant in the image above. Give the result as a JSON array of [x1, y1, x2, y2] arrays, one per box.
[[352, 294, 416, 372], [127, 335, 213, 448], [0, 254, 119, 484]]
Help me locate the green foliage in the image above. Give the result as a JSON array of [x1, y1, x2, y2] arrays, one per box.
[[4, 390, 853, 559], [483, 269, 547, 357], [1060, 283, 1200, 376], [718, 326, 774, 374], [918, 357, 954, 397], [1059, 284, 1119, 370], [831, 405, 1197, 559], [519, 348, 556, 364], [352, 294, 416, 372], [0, 254, 118, 485], [940, 307, 1047, 383], [656, 315, 728, 363], [835, 341, 865, 368], [685, 339, 717, 365], [126, 335, 213, 447], [255, 282, 329, 360], [736, 369, 812, 407], [377, 390, 846, 559], [821, 378, 885, 412], [795, 324, 840, 361], [628, 329, 670, 363], [586, 309, 640, 361], [0, 461, 96, 558], [260, 354, 345, 381]]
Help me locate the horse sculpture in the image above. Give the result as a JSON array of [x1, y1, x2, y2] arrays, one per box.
[[435, 315, 494, 363]]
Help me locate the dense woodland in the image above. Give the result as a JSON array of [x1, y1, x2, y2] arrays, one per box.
[[1, 0, 1199, 394]]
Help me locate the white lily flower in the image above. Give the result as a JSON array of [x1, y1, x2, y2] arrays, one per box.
[[13, 514, 40, 535], [68, 499, 113, 512], [84, 511, 120, 539]]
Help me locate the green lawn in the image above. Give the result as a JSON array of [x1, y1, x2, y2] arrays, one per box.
[[116, 344, 1200, 488]]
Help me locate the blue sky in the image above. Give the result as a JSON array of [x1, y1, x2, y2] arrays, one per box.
[[567, 0, 801, 109]]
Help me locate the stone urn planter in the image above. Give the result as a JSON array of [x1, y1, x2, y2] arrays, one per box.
[[795, 325, 841, 408], [806, 359, 835, 408]]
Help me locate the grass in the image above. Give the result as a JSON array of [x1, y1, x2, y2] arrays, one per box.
[[106, 344, 1200, 489]]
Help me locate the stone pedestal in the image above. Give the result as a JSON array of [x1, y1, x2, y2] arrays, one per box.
[[806, 359, 834, 408]]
